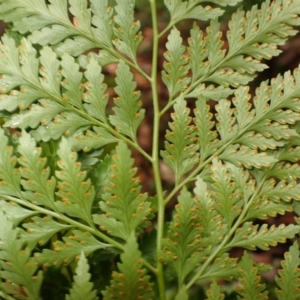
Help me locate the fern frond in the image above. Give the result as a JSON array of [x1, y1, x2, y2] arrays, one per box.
[[55, 138, 95, 225], [109, 61, 145, 141], [193, 176, 226, 246], [271, 162, 300, 181], [0, 200, 36, 226], [209, 159, 243, 227], [245, 197, 293, 221], [17, 131, 56, 210], [259, 179, 300, 203], [0, 38, 90, 138], [69, 127, 117, 153], [20, 216, 72, 249], [226, 222, 300, 251], [31, 112, 92, 142], [93, 142, 152, 241], [89, 0, 114, 48], [275, 241, 300, 300], [161, 189, 208, 285], [220, 144, 278, 168], [162, 27, 191, 99], [0, 128, 21, 197], [0, 212, 42, 300], [113, 0, 143, 62], [82, 58, 109, 124], [161, 97, 199, 184], [5, 99, 64, 131], [0, 0, 106, 56], [205, 280, 225, 300], [66, 251, 98, 300], [102, 234, 154, 299], [181, 0, 300, 101], [193, 97, 220, 162], [35, 229, 108, 267], [201, 253, 239, 281], [163, 0, 230, 24], [235, 251, 269, 300]]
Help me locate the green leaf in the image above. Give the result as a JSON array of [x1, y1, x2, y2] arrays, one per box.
[[206, 19, 226, 68], [93, 142, 152, 241], [21, 216, 72, 249], [113, 0, 143, 61], [186, 84, 233, 100], [245, 197, 293, 221], [226, 0, 300, 60], [31, 111, 92, 142], [55, 37, 96, 57], [162, 27, 190, 99], [35, 230, 108, 267], [60, 53, 84, 109], [79, 51, 118, 68], [109, 61, 145, 140], [271, 162, 300, 181], [193, 97, 220, 162], [207, 68, 253, 87], [69, 0, 92, 35], [0, 128, 21, 197], [205, 281, 225, 300], [69, 127, 117, 152], [174, 287, 188, 300], [236, 131, 285, 151], [220, 145, 278, 169], [55, 138, 95, 225], [209, 0, 242, 6], [252, 120, 298, 141], [39, 46, 62, 97], [236, 251, 269, 300], [0, 1, 54, 33], [83, 58, 109, 123], [65, 252, 98, 300], [275, 241, 300, 300], [215, 99, 237, 143], [29, 25, 73, 46], [201, 253, 239, 281], [277, 145, 300, 163], [187, 23, 208, 83], [90, 0, 114, 47], [161, 96, 199, 183], [0, 200, 36, 226], [17, 131, 56, 210], [227, 222, 300, 251], [162, 189, 208, 285], [102, 233, 154, 299], [223, 56, 268, 76], [5, 99, 64, 129], [193, 176, 225, 246], [164, 0, 226, 23], [184, 5, 223, 21], [210, 159, 243, 227], [259, 179, 300, 203], [0, 211, 42, 300]]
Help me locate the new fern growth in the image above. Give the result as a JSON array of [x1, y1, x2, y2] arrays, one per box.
[[1, 0, 300, 299]]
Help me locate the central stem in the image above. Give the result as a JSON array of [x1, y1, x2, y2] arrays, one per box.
[[149, 0, 166, 299]]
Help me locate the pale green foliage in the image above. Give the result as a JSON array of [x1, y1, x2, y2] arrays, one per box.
[[236, 251, 269, 300], [66, 252, 98, 300], [275, 241, 300, 300], [161, 97, 199, 183], [93, 142, 152, 241], [0, 0, 300, 299], [102, 234, 154, 299], [205, 281, 225, 300], [0, 212, 42, 300]]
